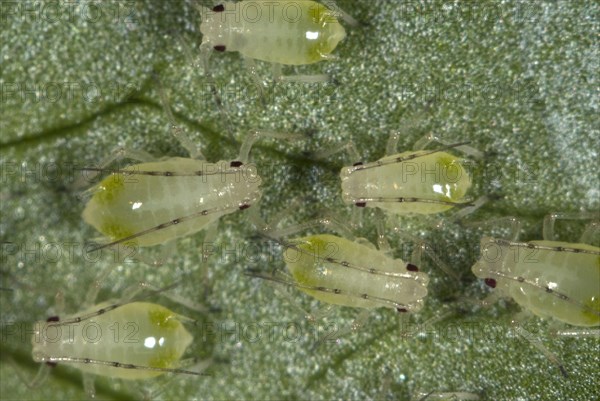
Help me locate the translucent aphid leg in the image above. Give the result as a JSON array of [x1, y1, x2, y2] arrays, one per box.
[[243, 57, 267, 104], [554, 327, 600, 337], [236, 129, 303, 164], [374, 209, 392, 255], [413, 133, 484, 159], [322, 0, 359, 27], [542, 212, 600, 242], [268, 214, 356, 241], [154, 73, 205, 160], [8, 356, 51, 389], [271, 62, 329, 84], [510, 311, 568, 378], [390, 227, 460, 282], [82, 373, 96, 399], [444, 195, 489, 226], [412, 391, 480, 401], [139, 280, 209, 314], [140, 357, 212, 400], [314, 140, 360, 162]]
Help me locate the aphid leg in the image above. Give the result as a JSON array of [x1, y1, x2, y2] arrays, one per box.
[[314, 139, 360, 162], [155, 73, 206, 160], [444, 195, 489, 226], [271, 62, 329, 84], [139, 357, 212, 400], [374, 209, 392, 255], [268, 214, 356, 241], [236, 129, 304, 164], [243, 57, 267, 105], [322, 0, 359, 27], [390, 227, 460, 282], [413, 132, 484, 160], [7, 356, 51, 389], [510, 311, 568, 378], [542, 212, 600, 242], [412, 391, 480, 401], [82, 373, 96, 399]]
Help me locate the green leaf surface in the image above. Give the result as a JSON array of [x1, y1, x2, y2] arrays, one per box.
[[1, 1, 598, 400]]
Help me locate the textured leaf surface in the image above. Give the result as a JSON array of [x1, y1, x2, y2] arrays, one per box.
[[1, 1, 599, 400]]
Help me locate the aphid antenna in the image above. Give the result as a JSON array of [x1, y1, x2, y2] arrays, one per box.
[[492, 238, 600, 256], [46, 281, 184, 327], [350, 141, 472, 173], [87, 202, 252, 252], [78, 166, 245, 177], [40, 356, 211, 377], [353, 197, 476, 208], [487, 269, 600, 320], [244, 268, 418, 312]]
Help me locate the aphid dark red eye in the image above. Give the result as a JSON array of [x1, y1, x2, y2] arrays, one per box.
[[397, 308, 408, 313], [47, 316, 59, 322], [406, 263, 419, 272], [214, 45, 226, 52], [239, 204, 250, 210], [355, 202, 366, 208], [230, 161, 243, 167], [46, 361, 58, 367], [353, 162, 363, 166], [484, 278, 497, 288], [212, 5, 225, 12]]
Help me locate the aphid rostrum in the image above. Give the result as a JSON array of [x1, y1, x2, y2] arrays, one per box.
[[198, 0, 356, 83], [471, 213, 600, 376]]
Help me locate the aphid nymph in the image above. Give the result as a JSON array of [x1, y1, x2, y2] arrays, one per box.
[[471, 213, 600, 376], [198, 0, 355, 83]]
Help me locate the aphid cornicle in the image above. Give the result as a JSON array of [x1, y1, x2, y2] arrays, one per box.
[[471, 213, 600, 376], [198, 0, 353, 82]]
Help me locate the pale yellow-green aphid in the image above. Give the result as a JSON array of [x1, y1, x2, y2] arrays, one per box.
[[472, 238, 600, 327], [340, 148, 473, 215], [32, 301, 195, 380], [200, 0, 348, 65], [470, 213, 600, 377], [82, 157, 260, 248], [259, 233, 429, 313]]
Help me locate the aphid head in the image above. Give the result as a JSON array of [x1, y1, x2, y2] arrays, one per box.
[[306, 5, 347, 62]]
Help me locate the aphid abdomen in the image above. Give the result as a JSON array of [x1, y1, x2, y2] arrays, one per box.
[[284, 235, 429, 310], [203, 1, 346, 65], [509, 241, 600, 326], [340, 151, 472, 215], [82, 158, 262, 246], [32, 302, 193, 380]]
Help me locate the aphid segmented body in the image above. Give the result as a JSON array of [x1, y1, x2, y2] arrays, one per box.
[[341, 148, 473, 215], [82, 158, 260, 248], [200, 0, 347, 65], [470, 213, 600, 376], [32, 301, 194, 380], [472, 237, 600, 327], [283, 233, 429, 312]]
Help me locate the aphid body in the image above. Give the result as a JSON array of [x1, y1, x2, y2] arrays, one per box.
[[285, 234, 429, 312], [82, 158, 260, 247], [472, 238, 600, 327], [200, 1, 347, 65], [32, 301, 193, 379], [340, 150, 472, 215]]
